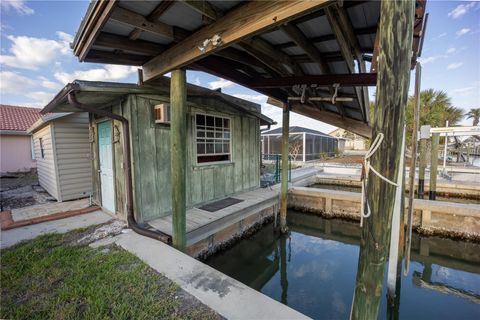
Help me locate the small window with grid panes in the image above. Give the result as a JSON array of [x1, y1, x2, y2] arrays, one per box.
[[195, 114, 231, 163]]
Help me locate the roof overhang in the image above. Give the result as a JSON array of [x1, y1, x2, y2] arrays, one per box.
[[41, 79, 275, 126], [71, 0, 428, 138]]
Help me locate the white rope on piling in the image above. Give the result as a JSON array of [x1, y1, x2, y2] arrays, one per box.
[[360, 133, 399, 227]]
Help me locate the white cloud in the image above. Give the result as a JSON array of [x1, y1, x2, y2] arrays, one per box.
[[446, 47, 456, 54], [193, 77, 201, 86], [38, 76, 61, 90], [0, 0, 34, 15], [25, 91, 55, 106], [54, 65, 137, 84], [0, 71, 36, 93], [453, 87, 474, 96], [456, 28, 471, 37], [208, 78, 235, 90], [447, 62, 463, 70], [0, 32, 72, 70], [233, 93, 267, 104], [432, 32, 447, 41], [448, 2, 476, 19], [418, 55, 441, 65]]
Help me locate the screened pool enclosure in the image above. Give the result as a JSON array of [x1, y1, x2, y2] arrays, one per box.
[[261, 126, 339, 162]]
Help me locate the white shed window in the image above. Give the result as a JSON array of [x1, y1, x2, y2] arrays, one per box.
[[196, 114, 231, 163]]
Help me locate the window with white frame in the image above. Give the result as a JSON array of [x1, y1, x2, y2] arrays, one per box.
[[196, 114, 231, 163]]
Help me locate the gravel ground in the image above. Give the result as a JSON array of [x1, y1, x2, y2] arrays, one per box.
[[0, 172, 54, 211]]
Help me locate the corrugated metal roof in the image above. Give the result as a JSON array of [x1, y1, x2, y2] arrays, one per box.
[[70, 0, 426, 138]]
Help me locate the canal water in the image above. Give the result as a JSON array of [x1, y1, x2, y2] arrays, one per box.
[[206, 211, 480, 319]]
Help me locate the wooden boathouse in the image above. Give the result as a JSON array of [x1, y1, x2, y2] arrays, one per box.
[[42, 1, 427, 318]]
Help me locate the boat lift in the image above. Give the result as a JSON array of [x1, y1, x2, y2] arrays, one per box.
[[420, 124, 480, 179]]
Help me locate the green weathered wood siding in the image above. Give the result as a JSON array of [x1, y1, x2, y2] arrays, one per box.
[[91, 94, 261, 223]]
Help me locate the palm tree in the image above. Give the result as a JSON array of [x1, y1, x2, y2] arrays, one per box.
[[405, 89, 459, 146], [443, 105, 465, 126], [466, 108, 480, 126]]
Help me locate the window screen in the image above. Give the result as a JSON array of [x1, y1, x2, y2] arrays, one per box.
[[196, 114, 231, 163]]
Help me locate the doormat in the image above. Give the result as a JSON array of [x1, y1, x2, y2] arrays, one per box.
[[198, 197, 244, 212]]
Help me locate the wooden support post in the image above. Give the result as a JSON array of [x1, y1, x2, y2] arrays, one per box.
[[418, 138, 427, 199], [350, 0, 414, 319], [429, 133, 439, 200], [280, 103, 290, 233], [170, 69, 187, 251]]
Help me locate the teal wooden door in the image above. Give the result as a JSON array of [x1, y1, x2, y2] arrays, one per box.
[[98, 121, 115, 213]]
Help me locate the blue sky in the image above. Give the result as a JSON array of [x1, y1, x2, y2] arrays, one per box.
[[1, 0, 479, 133]]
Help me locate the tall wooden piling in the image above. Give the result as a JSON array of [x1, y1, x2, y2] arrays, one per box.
[[350, 0, 414, 319], [429, 133, 439, 200], [418, 138, 427, 198], [280, 103, 290, 233], [171, 69, 187, 250]]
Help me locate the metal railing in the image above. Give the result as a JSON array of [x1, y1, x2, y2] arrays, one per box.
[[260, 154, 292, 187]]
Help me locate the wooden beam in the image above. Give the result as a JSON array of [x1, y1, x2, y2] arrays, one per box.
[[96, 32, 165, 56], [251, 73, 377, 88], [76, 1, 118, 61], [350, 0, 415, 318], [325, 5, 369, 119], [287, 101, 372, 138], [111, 6, 174, 40], [280, 103, 290, 233], [171, 69, 187, 251], [192, 55, 288, 102], [142, 0, 332, 81], [335, 4, 370, 121], [128, 0, 175, 40], [240, 37, 303, 76], [214, 47, 268, 70], [275, 25, 377, 50], [281, 23, 331, 73], [180, 0, 220, 20], [84, 50, 148, 66]]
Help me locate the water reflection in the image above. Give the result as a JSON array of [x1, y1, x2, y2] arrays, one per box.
[[206, 211, 480, 319]]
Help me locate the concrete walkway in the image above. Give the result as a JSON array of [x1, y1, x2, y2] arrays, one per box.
[[0, 210, 112, 249], [115, 231, 310, 320]]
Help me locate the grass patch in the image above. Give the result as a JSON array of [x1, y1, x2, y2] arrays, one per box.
[[1, 230, 220, 320]]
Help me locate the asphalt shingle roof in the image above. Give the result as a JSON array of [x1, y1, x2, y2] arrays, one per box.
[[0, 105, 42, 132]]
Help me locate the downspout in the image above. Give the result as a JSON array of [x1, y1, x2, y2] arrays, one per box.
[[68, 92, 172, 244]]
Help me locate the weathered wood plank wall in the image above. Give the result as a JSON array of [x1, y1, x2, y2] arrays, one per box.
[[90, 94, 260, 223]]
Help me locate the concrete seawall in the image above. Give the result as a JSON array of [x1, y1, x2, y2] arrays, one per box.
[[288, 187, 480, 241]]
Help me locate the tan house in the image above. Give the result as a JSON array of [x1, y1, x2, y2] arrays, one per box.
[[329, 128, 368, 151], [28, 112, 92, 202], [0, 105, 41, 174]]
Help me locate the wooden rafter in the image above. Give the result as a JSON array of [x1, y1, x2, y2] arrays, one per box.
[[276, 25, 376, 50], [110, 6, 174, 40], [180, 0, 220, 20], [334, 4, 370, 121], [96, 32, 165, 56], [281, 23, 331, 73], [267, 97, 372, 138], [325, 5, 366, 118], [240, 37, 304, 76], [128, 0, 175, 40], [142, 0, 332, 81], [75, 0, 118, 61], [84, 50, 148, 66], [192, 55, 288, 102], [251, 73, 377, 88]]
